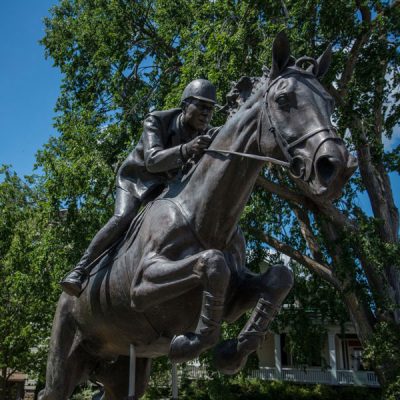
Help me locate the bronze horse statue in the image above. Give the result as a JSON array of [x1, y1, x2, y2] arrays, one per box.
[[39, 33, 357, 399]]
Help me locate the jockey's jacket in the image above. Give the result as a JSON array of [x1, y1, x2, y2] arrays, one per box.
[[116, 108, 216, 201]]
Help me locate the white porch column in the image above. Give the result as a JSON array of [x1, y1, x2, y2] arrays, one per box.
[[328, 332, 337, 383], [274, 334, 282, 379]]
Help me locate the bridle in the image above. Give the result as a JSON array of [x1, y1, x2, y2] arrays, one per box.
[[263, 69, 345, 181], [206, 69, 344, 181]]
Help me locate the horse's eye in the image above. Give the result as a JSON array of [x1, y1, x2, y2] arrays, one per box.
[[276, 94, 289, 106]]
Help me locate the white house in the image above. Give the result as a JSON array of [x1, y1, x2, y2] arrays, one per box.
[[253, 323, 379, 387]]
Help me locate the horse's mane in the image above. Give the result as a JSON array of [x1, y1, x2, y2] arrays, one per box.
[[221, 70, 269, 119], [221, 54, 324, 119]]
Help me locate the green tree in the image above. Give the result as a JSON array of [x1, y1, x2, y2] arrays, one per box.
[[0, 166, 54, 399], [37, 0, 399, 396]]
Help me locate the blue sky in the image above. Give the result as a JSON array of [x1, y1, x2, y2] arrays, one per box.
[[0, 1, 398, 215], [0, 1, 60, 178]]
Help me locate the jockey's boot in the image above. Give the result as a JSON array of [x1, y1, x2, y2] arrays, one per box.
[[60, 251, 92, 297], [169, 291, 225, 363]]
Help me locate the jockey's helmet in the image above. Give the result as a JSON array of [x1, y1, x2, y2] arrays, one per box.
[[181, 79, 217, 104]]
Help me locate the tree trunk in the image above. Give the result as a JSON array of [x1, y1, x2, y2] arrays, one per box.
[[353, 118, 400, 323], [318, 220, 376, 338], [0, 367, 7, 400]]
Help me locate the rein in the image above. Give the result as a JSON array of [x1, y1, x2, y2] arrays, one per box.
[[204, 148, 290, 167]]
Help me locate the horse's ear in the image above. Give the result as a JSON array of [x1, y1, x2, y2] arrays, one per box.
[[316, 43, 332, 79], [269, 31, 291, 80]]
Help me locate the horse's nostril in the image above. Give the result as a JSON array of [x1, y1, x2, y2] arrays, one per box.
[[289, 156, 306, 179], [316, 156, 337, 185]]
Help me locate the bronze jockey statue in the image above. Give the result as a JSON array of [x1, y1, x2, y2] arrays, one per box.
[[61, 79, 218, 297]]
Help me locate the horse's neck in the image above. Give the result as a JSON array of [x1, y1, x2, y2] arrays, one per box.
[[175, 95, 265, 250]]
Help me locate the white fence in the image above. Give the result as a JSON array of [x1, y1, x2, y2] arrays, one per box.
[[250, 367, 380, 387], [185, 365, 379, 387], [336, 370, 380, 387]]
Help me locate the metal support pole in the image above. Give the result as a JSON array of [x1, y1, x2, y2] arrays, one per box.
[[127, 344, 136, 400], [171, 362, 178, 399]]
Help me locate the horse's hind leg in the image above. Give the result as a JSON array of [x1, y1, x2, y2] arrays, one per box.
[[94, 356, 152, 399], [38, 295, 96, 400], [215, 264, 293, 375]]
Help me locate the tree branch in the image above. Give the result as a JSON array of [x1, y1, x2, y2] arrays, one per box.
[[318, 218, 377, 338], [326, 84, 345, 108], [314, 199, 358, 232], [262, 232, 342, 290], [256, 176, 310, 207], [337, 2, 371, 97], [338, 0, 399, 98], [262, 219, 378, 336], [351, 118, 398, 239], [256, 176, 358, 233], [341, 288, 375, 343], [292, 206, 324, 263], [263, 230, 375, 338], [392, 0, 400, 9], [6, 368, 17, 381]]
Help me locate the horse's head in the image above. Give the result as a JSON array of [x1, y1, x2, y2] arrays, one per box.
[[259, 32, 357, 201]]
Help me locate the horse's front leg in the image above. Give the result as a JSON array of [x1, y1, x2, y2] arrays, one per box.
[[215, 264, 293, 375], [131, 249, 231, 363]]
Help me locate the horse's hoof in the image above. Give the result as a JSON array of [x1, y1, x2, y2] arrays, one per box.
[[214, 339, 248, 375], [169, 332, 212, 363]]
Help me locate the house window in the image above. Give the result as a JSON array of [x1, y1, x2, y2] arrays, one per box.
[[339, 334, 365, 371], [281, 334, 292, 367], [280, 333, 323, 367]]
